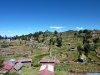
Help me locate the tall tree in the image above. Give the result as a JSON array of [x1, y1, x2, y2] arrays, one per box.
[[84, 43, 91, 57], [54, 30, 58, 36], [77, 45, 82, 55], [56, 37, 62, 48], [0, 35, 2, 40], [93, 37, 99, 44]]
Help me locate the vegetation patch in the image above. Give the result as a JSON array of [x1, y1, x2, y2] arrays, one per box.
[[34, 53, 49, 59]]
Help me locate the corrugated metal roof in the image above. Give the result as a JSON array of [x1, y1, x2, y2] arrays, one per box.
[[1, 62, 14, 70], [14, 62, 23, 70], [40, 59, 60, 63], [40, 59, 54, 63], [38, 64, 54, 75], [16, 58, 32, 63]]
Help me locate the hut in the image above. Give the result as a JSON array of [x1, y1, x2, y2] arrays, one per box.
[[70, 47, 77, 51], [38, 64, 54, 75], [10, 62, 23, 74], [15, 58, 32, 67], [0, 61, 14, 73], [78, 54, 86, 62], [39, 59, 60, 63]]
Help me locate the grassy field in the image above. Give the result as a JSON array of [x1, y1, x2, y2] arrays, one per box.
[[21, 67, 40, 75]]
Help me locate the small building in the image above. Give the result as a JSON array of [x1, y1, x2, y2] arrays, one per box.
[[67, 43, 71, 46], [0, 61, 14, 73], [0, 58, 32, 74], [78, 54, 86, 62], [39, 59, 60, 63], [6, 39, 11, 42], [10, 62, 23, 74], [16, 58, 32, 67], [70, 47, 77, 51], [38, 64, 54, 75]]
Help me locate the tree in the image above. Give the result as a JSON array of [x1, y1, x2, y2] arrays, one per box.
[[35, 37, 39, 43], [77, 45, 82, 55], [93, 37, 99, 44], [56, 37, 62, 48], [54, 30, 58, 36], [78, 30, 83, 34], [84, 43, 91, 57], [0, 35, 2, 40], [83, 37, 89, 44], [41, 38, 45, 43], [49, 38, 53, 45]]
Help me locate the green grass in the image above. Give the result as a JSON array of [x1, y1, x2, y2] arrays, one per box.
[[34, 53, 49, 59], [21, 67, 40, 75], [55, 70, 66, 75], [88, 51, 100, 61], [72, 51, 79, 60]]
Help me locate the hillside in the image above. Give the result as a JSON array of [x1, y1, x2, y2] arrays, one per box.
[[0, 29, 100, 75]]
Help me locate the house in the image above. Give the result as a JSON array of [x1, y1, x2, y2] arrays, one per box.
[[40, 59, 55, 63], [70, 47, 77, 51], [16, 58, 32, 67], [0, 61, 14, 73], [10, 62, 23, 74], [6, 39, 11, 42], [0, 58, 32, 74], [67, 43, 71, 46], [0, 61, 22, 74], [38, 64, 54, 75], [78, 54, 86, 62], [39, 59, 60, 63]]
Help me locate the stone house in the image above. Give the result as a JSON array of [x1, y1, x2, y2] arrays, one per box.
[[15, 58, 32, 67]]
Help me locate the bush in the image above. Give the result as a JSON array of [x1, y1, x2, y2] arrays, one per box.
[[1, 44, 9, 48], [32, 63, 41, 67], [9, 44, 13, 46]]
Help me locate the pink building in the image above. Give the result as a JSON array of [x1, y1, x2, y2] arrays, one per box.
[[38, 64, 54, 75]]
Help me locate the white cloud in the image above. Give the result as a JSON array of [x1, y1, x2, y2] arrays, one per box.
[[28, 27, 31, 29], [8, 30, 11, 32], [76, 27, 83, 30], [50, 26, 65, 29]]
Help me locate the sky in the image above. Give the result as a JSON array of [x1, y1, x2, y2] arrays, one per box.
[[0, 0, 100, 36]]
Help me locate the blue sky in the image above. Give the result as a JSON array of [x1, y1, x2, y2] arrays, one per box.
[[0, 0, 100, 36]]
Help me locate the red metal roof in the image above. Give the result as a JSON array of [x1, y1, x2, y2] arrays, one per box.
[[15, 58, 32, 63], [40, 59, 54, 63], [40, 59, 60, 63], [0, 62, 14, 70], [38, 64, 54, 75]]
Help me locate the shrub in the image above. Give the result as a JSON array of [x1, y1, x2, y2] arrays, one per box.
[[1, 44, 9, 48], [32, 63, 41, 67]]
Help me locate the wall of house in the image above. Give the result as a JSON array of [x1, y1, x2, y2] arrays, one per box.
[[9, 67, 17, 73], [9, 67, 22, 74], [22, 62, 31, 67], [0, 69, 8, 74]]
